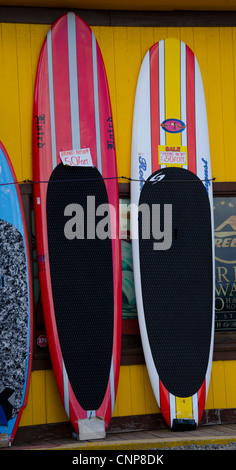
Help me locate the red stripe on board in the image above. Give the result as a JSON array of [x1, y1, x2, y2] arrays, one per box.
[[150, 44, 160, 173], [97, 377, 112, 430], [33, 30, 66, 422], [198, 380, 206, 425], [159, 380, 170, 427], [33, 36, 53, 185], [51, 17, 72, 162], [96, 39, 122, 428], [76, 18, 97, 167], [69, 381, 87, 432], [186, 46, 196, 174]]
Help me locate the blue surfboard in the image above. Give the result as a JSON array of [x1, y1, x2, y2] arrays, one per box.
[[0, 142, 33, 446]]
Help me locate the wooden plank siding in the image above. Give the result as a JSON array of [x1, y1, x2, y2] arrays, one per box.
[[0, 21, 235, 426], [0, 24, 236, 183], [19, 361, 236, 426]]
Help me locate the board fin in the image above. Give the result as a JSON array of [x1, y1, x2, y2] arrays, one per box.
[[78, 417, 106, 440], [171, 419, 197, 432]]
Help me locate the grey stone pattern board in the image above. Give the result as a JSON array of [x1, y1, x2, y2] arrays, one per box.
[[0, 219, 28, 422]]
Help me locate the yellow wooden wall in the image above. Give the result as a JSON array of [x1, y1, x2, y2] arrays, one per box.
[[1, 24, 236, 184], [20, 361, 236, 426], [0, 22, 235, 426]]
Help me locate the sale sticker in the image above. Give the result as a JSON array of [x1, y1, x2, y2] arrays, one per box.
[[158, 145, 188, 166], [60, 148, 93, 167]]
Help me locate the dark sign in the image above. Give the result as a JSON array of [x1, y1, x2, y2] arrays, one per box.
[[214, 197, 236, 331]]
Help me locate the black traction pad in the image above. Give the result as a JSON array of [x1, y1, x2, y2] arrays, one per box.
[[139, 167, 213, 398], [0, 220, 28, 423], [46, 164, 114, 411]]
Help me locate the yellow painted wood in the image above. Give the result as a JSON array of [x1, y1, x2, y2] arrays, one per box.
[[167, 26, 181, 41], [113, 365, 132, 417], [94, 26, 119, 169], [224, 361, 236, 408], [140, 27, 155, 59], [205, 372, 214, 410], [29, 23, 50, 75], [0, 24, 21, 180], [45, 370, 68, 423], [130, 365, 146, 415], [113, 27, 142, 179], [0, 23, 50, 182], [219, 28, 236, 182], [0, 23, 234, 183], [211, 361, 227, 409], [180, 27, 194, 50], [190, 28, 208, 103], [31, 370, 46, 425], [154, 27, 168, 44], [233, 28, 236, 129], [205, 28, 225, 183], [143, 366, 160, 414], [19, 360, 236, 427], [15, 24, 34, 180]]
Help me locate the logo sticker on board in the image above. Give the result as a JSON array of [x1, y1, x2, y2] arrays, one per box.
[[161, 119, 186, 133]]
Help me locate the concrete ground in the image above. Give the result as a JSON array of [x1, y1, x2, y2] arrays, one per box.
[[3, 423, 236, 450]]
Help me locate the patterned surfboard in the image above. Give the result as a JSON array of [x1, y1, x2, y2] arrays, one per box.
[[0, 142, 33, 446]]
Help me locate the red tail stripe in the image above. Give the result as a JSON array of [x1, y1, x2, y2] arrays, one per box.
[[159, 380, 170, 427], [198, 380, 206, 425]]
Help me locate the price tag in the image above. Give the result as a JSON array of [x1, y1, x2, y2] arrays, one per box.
[[158, 145, 188, 166], [60, 148, 93, 167]]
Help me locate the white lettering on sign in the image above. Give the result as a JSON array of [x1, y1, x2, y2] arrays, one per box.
[[60, 148, 93, 167]]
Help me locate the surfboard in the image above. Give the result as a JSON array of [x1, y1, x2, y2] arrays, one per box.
[[0, 142, 33, 446], [131, 38, 215, 430], [33, 12, 121, 440]]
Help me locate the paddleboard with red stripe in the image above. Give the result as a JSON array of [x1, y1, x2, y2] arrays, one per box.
[[33, 12, 121, 439], [131, 38, 215, 430]]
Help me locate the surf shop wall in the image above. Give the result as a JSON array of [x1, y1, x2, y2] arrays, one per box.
[[1, 3, 236, 437]]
